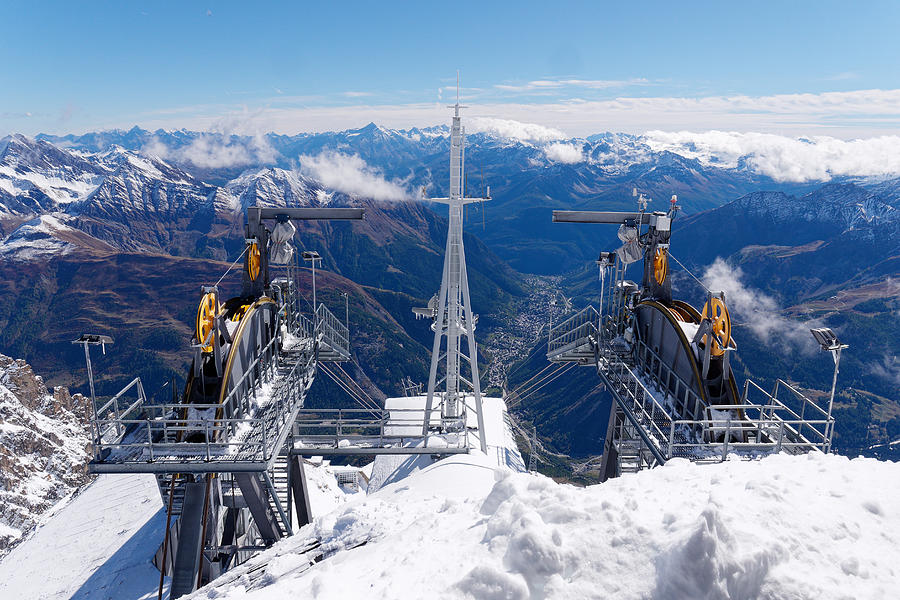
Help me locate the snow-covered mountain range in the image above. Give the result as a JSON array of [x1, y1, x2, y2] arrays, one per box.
[[1, 125, 898, 459], [8, 125, 900, 273]]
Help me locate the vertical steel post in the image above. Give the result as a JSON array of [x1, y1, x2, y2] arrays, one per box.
[[82, 342, 97, 420], [825, 346, 842, 453]]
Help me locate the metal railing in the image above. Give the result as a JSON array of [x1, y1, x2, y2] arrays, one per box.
[[547, 305, 600, 360], [315, 303, 350, 360], [292, 407, 468, 452], [88, 297, 322, 471], [89, 348, 317, 471], [633, 338, 705, 421], [597, 349, 835, 466], [600, 355, 673, 464], [92, 377, 147, 449]]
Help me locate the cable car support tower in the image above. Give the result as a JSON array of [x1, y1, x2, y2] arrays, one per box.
[[418, 94, 489, 452]]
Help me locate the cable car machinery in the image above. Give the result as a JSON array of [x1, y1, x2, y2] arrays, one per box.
[[547, 192, 841, 480], [84, 206, 366, 597]]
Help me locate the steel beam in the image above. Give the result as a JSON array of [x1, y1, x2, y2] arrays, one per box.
[[170, 479, 207, 598], [234, 473, 282, 543], [289, 457, 313, 528], [249, 207, 365, 223], [552, 210, 652, 224], [290, 446, 469, 456]]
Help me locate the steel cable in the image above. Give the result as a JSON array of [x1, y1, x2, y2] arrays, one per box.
[[319, 364, 381, 418], [333, 362, 382, 409], [507, 363, 555, 398], [668, 252, 711, 294], [507, 363, 576, 408], [214, 244, 251, 288], [508, 363, 566, 404]]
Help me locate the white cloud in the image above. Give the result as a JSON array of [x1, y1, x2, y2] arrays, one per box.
[[643, 130, 900, 182], [82, 87, 900, 143], [467, 117, 565, 142], [298, 151, 409, 201], [870, 355, 900, 387], [702, 258, 818, 352], [142, 108, 279, 168], [143, 134, 277, 169], [17, 87, 900, 142], [494, 78, 649, 92], [543, 142, 585, 164]]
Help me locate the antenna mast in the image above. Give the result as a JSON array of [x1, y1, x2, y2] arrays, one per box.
[[419, 75, 490, 452]]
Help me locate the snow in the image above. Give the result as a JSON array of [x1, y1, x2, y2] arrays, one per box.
[[304, 460, 367, 512], [367, 395, 525, 493], [3, 414, 899, 600], [381, 395, 525, 462], [188, 452, 900, 600], [0, 355, 91, 553], [0, 213, 78, 260], [0, 459, 370, 600], [0, 164, 102, 205], [0, 474, 168, 600]]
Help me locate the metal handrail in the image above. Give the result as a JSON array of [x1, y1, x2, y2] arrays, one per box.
[[92, 377, 147, 450], [315, 303, 350, 358], [90, 322, 318, 467], [293, 407, 468, 450], [603, 356, 674, 452], [633, 338, 704, 420], [548, 305, 599, 357]]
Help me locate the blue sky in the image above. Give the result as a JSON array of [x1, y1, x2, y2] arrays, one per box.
[[2, 1, 900, 137]]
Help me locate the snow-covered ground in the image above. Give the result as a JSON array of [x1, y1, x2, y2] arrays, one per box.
[[3, 381, 898, 600], [187, 452, 899, 600], [0, 473, 166, 600], [0, 462, 365, 600]]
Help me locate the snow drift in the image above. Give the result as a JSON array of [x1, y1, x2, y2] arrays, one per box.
[[186, 451, 899, 600]]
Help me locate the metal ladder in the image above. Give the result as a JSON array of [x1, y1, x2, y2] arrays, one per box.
[[600, 356, 670, 464]]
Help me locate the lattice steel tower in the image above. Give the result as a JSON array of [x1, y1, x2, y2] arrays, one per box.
[[420, 91, 489, 452]]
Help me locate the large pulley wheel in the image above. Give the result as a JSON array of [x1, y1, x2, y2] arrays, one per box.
[[196, 292, 219, 353], [701, 297, 731, 357], [247, 242, 261, 281], [653, 248, 668, 285]]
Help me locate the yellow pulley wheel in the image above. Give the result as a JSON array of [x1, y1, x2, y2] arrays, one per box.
[[231, 303, 250, 322], [196, 292, 219, 353], [653, 248, 668, 286], [247, 242, 261, 281], [701, 297, 731, 357]]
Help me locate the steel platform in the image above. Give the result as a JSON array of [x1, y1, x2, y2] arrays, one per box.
[[547, 305, 834, 471]]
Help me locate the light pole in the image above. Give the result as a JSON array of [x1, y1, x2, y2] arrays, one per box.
[[341, 291, 349, 331], [71, 334, 114, 421], [302, 250, 322, 314], [810, 327, 849, 453]]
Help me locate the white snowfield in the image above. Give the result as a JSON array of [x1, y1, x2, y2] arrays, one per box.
[[185, 452, 899, 600], [0, 473, 167, 600], [2, 449, 898, 598], [0, 463, 363, 600]]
